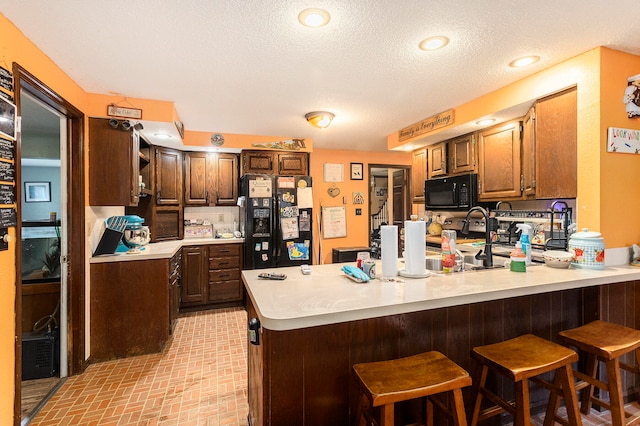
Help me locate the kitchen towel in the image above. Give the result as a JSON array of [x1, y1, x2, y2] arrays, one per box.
[[381, 225, 398, 278], [404, 220, 426, 275]]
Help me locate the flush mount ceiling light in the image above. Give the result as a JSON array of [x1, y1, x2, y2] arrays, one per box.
[[305, 111, 335, 129], [476, 118, 496, 126], [509, 55, 540, 68], [418, 36, 449, 51], [298, 8, 331, 27]]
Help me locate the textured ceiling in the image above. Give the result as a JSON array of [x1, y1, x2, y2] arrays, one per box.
[[2, 1, 640, 151]]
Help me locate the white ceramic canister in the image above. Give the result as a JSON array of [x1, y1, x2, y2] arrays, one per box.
[[568, 228, 605, 270]]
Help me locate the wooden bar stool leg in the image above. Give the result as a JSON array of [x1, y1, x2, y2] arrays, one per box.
[[581, 352, 598, 414], [543, 370, 562, 426], [606, 358, 625, 426], [635, 348, 640, 405], [514, 379, 531, 426], [451, 388, 468, 426], [558, 364, 583, 426], [380, 403, 394, 426], [471, 365, 488, 426], [356, 392, 370, 426], [426, 396, 434, 426]]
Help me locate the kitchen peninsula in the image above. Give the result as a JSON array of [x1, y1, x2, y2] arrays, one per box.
[[243, 262, 640, 425]]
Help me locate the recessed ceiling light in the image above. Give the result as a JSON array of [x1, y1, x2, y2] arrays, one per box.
[[476, 119, 495, 126], [153, 132, 172, 139], [418, 36, 449, 51], [509, 55, 540, 68], [298, 8, 330, 27]]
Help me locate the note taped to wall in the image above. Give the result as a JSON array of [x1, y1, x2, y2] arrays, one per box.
[[321, 206, 347, 239], [607, 127, 640, 154]]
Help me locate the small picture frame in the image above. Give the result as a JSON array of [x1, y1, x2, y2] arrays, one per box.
[[24, 181, 51, 203], [0, 96, 16, 140], [350, 162, 363, 180]]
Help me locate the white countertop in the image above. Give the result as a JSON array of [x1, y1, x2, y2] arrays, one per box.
[[242, 262, 640, 331], [90, 237, 244, 263]]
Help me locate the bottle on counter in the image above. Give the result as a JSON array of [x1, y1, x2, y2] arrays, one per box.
[[510, 242, 527, 272], [516, 223, 533, 266], [441, 229, 457, 273]]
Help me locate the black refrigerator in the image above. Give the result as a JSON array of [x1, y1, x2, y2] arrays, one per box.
[[241, 174, 313, 269]]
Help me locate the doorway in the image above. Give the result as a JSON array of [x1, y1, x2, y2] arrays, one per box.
[[368, 164, 410, 258], [14, 65, 85, 425]]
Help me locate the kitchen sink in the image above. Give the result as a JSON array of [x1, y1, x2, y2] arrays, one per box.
[[424, 254, 509, 273]]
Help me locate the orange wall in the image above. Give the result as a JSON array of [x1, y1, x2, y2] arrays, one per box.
[[310, 149, 411, 264]]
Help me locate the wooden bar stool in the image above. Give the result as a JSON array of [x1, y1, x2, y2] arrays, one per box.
[[353, 351, 472, 426], [470, 334, 582, 426], [555, 320, 640, 426]]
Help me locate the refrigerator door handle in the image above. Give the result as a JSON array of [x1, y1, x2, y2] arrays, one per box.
[[272, 194, 278, 261]]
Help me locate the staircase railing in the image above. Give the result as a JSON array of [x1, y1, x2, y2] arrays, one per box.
[[371, 200, 388, 232]]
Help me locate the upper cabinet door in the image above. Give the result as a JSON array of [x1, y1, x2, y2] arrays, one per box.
[[242, 151, 274, 175], [215, 153, 239, 205], [184, 152, 210, 205], [89, 117, 140, 206], [411, 148, 427, 203], [477, 119, 522, 200], [155, 147, 183, 205], [521, 107, 536, 198], [427, 142, 447, 179], [535, 88, 577, 199], [449, 133, 476, 175], [277, 152, 309, 175]]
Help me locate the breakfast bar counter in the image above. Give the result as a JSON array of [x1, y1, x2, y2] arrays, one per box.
[[243, 263, 640, 425]]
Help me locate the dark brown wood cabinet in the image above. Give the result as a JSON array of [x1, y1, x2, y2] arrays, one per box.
[[208, 244, 242, 303], [90, 259, 170, 362], [89, 117, 140, 206], [426, 142, 447, 179], [521, 106, 536, 198], [448, 133, 476, 175], [184, 152, 239, 206], [155, 147, 183, 205], [241, 150, 309, 175], [127, 146, 183, 242], [181, 243, 243, 310], [535, 87, 577, 199], [181, 245, 207, 306], [411, 148, 426, 203], [477, 119, 522, 200]]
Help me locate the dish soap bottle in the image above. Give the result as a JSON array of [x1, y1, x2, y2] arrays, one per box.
[[516, 223, 533, 266], [510, 242, 527, 272]]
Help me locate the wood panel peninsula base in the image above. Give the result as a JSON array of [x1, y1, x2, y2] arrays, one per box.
[[243, 263, 640, 426]]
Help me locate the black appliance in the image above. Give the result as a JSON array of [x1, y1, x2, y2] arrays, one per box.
[[425, 173, 478, 210], [241, 174, 313, 269]]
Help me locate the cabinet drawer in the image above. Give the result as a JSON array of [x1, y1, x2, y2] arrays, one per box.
[[208, 269, 240, 282], [208, 280, 242, 302], [209, 244, 241, 257], [209, 256, 240, 270]]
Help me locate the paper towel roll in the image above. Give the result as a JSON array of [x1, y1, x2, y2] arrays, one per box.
[[381, 225, 398, 278], [404, 220, 426, 275]]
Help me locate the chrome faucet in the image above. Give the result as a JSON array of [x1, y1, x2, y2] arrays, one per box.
[[461, 206, 497, 268]]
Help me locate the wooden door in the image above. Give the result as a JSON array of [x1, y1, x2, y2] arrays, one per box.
[[392, 170, 407, 256], [449, 133, 476, 174], [521, 107, 536, 198], [535, 88, 577, 199], [242, 151, 274, 174], [478, 120, 522, 200], [411, 148, 426, 203], [181, 246, 207, 306], [215, 153, 239, 205], [277, 152, 308, 175], [184, 152, 210, 205], [427, 142, 447, 178], [88, 118, 139, 206], [155, 147, 183, 205]]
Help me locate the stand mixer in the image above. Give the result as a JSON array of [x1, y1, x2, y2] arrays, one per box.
[[116, 215, 150, 253]]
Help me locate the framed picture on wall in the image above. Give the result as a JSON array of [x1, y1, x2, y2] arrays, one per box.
[[24, 181, 51, 202], [0, 96, 16, 140], [350, 162, 363, 180]]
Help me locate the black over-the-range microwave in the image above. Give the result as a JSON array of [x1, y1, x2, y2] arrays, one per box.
[[424, 173, 478, 210]]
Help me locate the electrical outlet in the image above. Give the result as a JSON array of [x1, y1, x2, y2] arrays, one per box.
[[218, 214, 224, 222]]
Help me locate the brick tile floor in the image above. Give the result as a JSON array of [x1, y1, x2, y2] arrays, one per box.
[[30, 308, 248, 426], [27, 306, 640, 425]]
